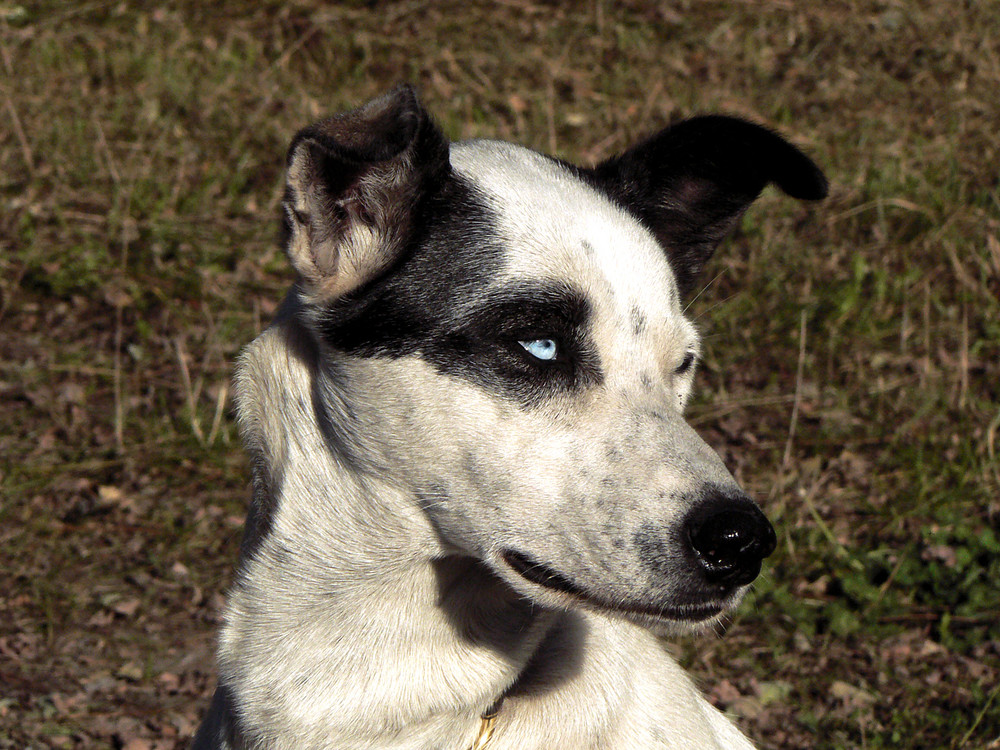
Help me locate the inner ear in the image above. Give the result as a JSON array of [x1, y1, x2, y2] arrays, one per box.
[[581, 115, 828, 296], [282, 85, 451, 304]]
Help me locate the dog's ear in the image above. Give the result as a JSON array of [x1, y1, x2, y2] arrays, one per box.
[[282, 85, 450, 303], [584, 116, 827, 296]]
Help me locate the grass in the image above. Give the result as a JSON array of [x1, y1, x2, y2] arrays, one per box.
[[2, 1, 998, 748]]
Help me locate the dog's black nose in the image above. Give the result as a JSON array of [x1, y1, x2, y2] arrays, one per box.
[[686, 500, 776, 587]]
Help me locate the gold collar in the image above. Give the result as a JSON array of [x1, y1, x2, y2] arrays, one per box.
[[467, 698, 503, 750]]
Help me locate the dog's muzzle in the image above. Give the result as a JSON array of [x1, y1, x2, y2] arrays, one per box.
[[498, 491, 776, 623]]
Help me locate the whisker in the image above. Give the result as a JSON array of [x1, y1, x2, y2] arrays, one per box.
[[691, 291, 742, 322], [683, 269, 726, 314]]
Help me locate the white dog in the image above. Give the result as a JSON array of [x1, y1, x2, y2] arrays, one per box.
[[193, 85, 826, 749]]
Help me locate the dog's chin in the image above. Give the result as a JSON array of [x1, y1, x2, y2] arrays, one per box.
[[496, 549, 743, 632], [621, 601, 735, 637]]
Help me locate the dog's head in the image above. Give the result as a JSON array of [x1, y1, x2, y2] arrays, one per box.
[[277, 85, 826, 632]]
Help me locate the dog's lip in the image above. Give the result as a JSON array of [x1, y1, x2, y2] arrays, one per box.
[[501, 548, 587, 596], [499, 548, 726, 623]]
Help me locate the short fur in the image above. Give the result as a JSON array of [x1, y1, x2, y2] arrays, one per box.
[[193, 85, 826, 750]]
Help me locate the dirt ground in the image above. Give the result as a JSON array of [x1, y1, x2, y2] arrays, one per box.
[[2, 2, 999, 748]]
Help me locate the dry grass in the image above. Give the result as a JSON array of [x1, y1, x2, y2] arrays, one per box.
[[2, 1, 998, 747]]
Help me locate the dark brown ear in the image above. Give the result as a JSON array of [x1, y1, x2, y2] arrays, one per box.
[[283, 85, 450, 303], [583, 116, 827, 296]]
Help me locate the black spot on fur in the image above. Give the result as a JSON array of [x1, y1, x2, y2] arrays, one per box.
[[633, 522, 683, 581], [630, 306, 647, 335]]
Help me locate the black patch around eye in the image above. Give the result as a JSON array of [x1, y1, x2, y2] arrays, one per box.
[[425, 280, 603, 406], [675, 351, 696, 374]]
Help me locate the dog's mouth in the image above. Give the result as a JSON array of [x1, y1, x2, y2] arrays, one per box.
[[500, 549, 725, 623], [501, 549, 587, 596]]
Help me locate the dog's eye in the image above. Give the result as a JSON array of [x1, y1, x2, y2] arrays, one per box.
[[519, 338, 559, 361], [675, 351, 696, 374]]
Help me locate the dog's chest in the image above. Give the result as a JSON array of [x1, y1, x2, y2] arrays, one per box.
[[463, 613, 748, 750]]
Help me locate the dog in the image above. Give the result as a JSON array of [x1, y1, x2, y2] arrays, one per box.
[[192, 85, 826, 749]]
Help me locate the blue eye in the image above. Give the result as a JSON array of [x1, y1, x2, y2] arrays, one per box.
[[519, 338, 559, 361]]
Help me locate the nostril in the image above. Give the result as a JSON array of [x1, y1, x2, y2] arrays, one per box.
[[688, 508, 776, 586]]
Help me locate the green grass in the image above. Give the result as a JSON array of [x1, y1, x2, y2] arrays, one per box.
[[2, 1, 999, 748]]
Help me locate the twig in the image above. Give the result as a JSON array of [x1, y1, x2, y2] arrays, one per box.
[[686, 394, 799, 426], [0, 38, 35, 177], [91, 111, 131, 452], [113, 305, 124, 453], [958, 303, 968, 410], [921, 282, 930, 389], [862, 553, 906, 617], [3, 94, 34, 178], [956, 680, 1000, 749], [175, 338, 205, 445], [879, 611, 999, 626], [986, 406, 1000, 491], [825, 197, 934, 226], [770, 310, 807, 505], [801, 479, 864, 572], [580, 130, 623, 164], [782, 310, 808, 471], [546, 75, 557, 155], [206, 381, 228, 446], [91, 111, 122, 186]]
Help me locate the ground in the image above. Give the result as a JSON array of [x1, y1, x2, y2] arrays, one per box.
[[1, 1, 999, 748]]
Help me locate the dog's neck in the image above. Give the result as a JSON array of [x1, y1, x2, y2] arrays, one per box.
[[218, 315, 555, 747]]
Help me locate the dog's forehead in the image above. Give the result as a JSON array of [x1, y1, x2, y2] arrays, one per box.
[[450, 140, 680, 313]]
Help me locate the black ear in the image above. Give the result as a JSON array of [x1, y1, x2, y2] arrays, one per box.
[[584, 116, 828, 296], [283, 84, 450, 303]]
